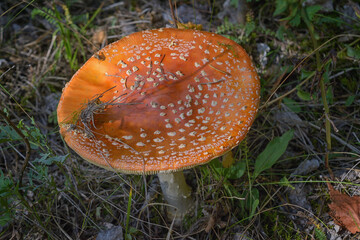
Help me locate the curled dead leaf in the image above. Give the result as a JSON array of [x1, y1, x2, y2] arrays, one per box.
[[173, 21, 203, 30], [327, 182, 360, 234], [222, 151, 235, 168], [91, 28, 107, 51]]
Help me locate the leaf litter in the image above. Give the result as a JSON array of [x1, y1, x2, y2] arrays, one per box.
[[327, 182, 360, 234]]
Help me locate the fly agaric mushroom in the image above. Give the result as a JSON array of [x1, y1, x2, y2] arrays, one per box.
[[57, 28, 260, 221]]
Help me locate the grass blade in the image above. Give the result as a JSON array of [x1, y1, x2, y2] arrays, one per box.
[[125, 188, 132, 240]]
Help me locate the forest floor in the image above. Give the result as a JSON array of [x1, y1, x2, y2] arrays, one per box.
[[0, 0, 360, 239]]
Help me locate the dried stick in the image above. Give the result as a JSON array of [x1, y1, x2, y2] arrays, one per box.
[[168, 0, 178, 28]]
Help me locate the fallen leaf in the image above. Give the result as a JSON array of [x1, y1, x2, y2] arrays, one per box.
[[91, 28, 107, 51], [174, 21, 203, 30], [205, 214, 216, 233], [222, 151, 234, 168], [327, 182, 360, 234]]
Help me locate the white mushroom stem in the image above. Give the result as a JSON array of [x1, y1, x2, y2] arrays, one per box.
[[157, 171, 194, 221]]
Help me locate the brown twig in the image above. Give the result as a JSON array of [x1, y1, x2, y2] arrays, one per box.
[[168, 0, 178, 28], [0, 108, 30, 188]]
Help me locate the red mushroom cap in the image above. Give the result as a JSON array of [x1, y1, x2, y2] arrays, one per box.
[[57, 28, 260, 174]]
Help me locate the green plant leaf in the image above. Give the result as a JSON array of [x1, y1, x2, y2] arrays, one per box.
[[340, 77, 357, 92], [347, 46, 360, 59], [274, 0, 288, 16], [0, 171, 14, 196], [227, 160, 246, 179], [300, 70, 315, 80], [306, 5, 321, 21], [249, 198, 259, 219], [129, 227, 138, 234], [314, 227, 327, 240], [281, 4, 299, 21], [345, 95, 356, 107], [34, 153, 68, 165], [209, 158, 229, 177], [289, 13, 301, 26], [326, 85, 333, 105], [230, 0, 239, 8], [283, 98, 302, 113], [0, 126, 21, 143], [254, 130, 294, 179], [245, 21, 256, 37], [0, 171, 15, 226], [241, 188, 259, 218], [279, 176, 295, 189], [275, 25, 286, 41], [297, 89, 312, 101], [0, 212, 12, 227]]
